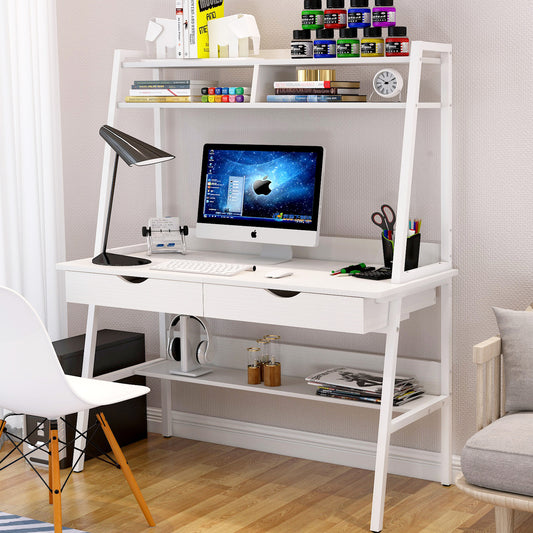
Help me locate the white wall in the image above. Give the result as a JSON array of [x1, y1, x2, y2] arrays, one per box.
[[56, 0, 533, 457]]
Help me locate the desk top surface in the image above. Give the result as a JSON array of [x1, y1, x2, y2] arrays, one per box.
[[57, 249, 457, 301]]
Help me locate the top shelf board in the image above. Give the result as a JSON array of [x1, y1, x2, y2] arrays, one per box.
[[122, 47, 442, 69]]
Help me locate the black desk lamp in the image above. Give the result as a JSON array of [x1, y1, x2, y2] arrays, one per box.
[[92, 125, 175, 266]]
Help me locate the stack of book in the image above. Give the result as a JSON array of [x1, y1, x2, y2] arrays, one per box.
[[305, 367, 424, 405], [266, 80, 366, 103], [125, 80, 216, 103]]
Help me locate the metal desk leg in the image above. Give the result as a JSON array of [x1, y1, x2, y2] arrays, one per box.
[[370, 298, 402, 533], [73, 304, 98, 473], [161, 380, 173, 437]]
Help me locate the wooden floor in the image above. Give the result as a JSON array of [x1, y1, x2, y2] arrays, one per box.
[[1, 434, 532, 533]]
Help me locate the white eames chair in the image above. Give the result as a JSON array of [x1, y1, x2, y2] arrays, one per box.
[[0, 286, 155, 532]]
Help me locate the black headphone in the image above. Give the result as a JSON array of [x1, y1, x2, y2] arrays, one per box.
[[167, 315, 211, 365]]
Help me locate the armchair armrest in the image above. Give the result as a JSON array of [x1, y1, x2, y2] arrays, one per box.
[[473, 336, 503, 431], [473, 336, 501, 365]]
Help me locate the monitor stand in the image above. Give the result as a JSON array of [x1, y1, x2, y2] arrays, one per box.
[[258, 244, 293, 264]]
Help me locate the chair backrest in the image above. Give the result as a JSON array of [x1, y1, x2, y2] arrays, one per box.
[[0, 287, 91, 419]]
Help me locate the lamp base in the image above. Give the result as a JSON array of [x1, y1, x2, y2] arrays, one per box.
[[92, 252, 151, 266]]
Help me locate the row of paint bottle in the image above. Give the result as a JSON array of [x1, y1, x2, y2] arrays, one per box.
[[292, 0, 409, 59], [292, 26, 408, 59], [302, 0, 396, 31]]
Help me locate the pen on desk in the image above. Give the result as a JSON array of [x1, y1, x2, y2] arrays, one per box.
[[331, 263, 367, 275]]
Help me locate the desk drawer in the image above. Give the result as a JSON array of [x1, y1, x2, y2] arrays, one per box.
[[204, 285, 388, 334], [65, 272, 203, 315]]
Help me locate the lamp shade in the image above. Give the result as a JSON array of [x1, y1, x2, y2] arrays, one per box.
[[92, 125, 175, 267], [99, 125, 175, 167]]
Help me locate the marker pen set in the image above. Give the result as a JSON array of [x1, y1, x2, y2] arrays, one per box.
[[200, 86, 251, 103], [292, 0, 409, 59], [409, 218, 421, 236]]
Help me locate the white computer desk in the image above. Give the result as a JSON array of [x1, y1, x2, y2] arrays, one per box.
[[57, 243, 457, 532]]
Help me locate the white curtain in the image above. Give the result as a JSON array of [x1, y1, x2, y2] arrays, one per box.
[[0, 0, 67, 436]]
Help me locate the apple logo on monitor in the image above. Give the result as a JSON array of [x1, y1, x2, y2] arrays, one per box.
[[253, 176, 272, 196]]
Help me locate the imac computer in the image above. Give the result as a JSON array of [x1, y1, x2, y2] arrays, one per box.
[[196, 143, 324, 262]]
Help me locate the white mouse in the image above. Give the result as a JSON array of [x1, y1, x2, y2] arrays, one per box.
[[265, 269, 293, 279]]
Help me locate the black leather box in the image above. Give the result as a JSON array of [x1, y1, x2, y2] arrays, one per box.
[[26, 329, 147, 469]]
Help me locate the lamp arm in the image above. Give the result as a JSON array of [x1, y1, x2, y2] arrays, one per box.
[[101, 152, 120, 255]]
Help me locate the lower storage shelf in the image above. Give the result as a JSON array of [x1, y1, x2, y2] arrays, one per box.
[[135, 359, 447, 415]]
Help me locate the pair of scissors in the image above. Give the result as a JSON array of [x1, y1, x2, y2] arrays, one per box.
[[371, 204, 396, 235]]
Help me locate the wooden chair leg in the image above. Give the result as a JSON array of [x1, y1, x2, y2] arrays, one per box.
[[49, 421, 62, 533], [49, 451, 53, 505], [96, 412, 155, 527], [495, 506, 514, 533]]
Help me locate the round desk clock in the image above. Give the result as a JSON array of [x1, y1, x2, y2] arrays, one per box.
[[373, 68, 404, 99]]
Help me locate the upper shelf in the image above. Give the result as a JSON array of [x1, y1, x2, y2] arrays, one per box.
[[118, 102, 442, 110], [122, 45, 443, 69]]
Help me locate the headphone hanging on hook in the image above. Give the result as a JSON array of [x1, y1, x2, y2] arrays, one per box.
[[167, 315, 212, 365]]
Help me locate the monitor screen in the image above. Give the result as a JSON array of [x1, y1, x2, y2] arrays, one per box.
[[196, 143, 324, 250]]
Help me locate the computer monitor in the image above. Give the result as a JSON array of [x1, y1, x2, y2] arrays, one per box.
[[196, 143, 324, 261]]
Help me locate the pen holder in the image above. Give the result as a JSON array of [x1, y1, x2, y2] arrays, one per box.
[[381, 232, 421, 270]]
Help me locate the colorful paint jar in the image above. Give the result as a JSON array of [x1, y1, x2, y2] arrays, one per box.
[[291, 29, 314, 59], [348, 0, 371, 29], [361, 27, 384, 57], [385, 26, 409, 56], [314, 28, 336, 58], [337, 27, 360, 57], [372, 0, 396, 27], [302, 0, 324, 30], [324, 0, 347, 30]]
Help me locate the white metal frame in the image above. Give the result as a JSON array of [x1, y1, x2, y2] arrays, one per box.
[[70, 43, 454, 533]]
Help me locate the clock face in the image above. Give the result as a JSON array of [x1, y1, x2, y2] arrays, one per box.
[[373, 69, 403, 98]]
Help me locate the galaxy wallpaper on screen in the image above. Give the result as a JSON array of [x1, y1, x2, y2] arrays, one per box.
[[203, 149, 319, 222]]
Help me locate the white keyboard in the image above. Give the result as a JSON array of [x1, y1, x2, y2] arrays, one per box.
[[150, 259, 256, 276]]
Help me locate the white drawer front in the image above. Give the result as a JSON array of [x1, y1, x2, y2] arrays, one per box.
[[204, 285, 388, 334], [65, 272, 203, 315]]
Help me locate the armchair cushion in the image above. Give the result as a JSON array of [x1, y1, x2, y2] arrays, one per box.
[[461, 412, 533, 497], [493, 306, 533, 412]]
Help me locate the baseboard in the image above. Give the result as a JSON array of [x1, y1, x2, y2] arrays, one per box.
[[147, 407, 461, 483]]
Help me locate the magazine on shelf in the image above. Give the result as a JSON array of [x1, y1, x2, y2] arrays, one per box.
[[305, 367, 424, 405], [306, 367, 412, 392], [315, 387, 424, 406]]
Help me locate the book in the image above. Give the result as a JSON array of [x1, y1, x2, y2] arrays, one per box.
[[266, 95, 367, 103], [185, 0, 195, 57], [129, 88, 206, 96], [176, 0, 184, 58], [273, 80, 360, 89], [305, 367, 424, 406], [185, 0, 224, 58], [131, 80, 213, 88], [275, 88, 363, 95], [315, 387, 424, 406], [306, 367, 413, 391], [125, 96, 203, 103], [183, 0, 190, 57]]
